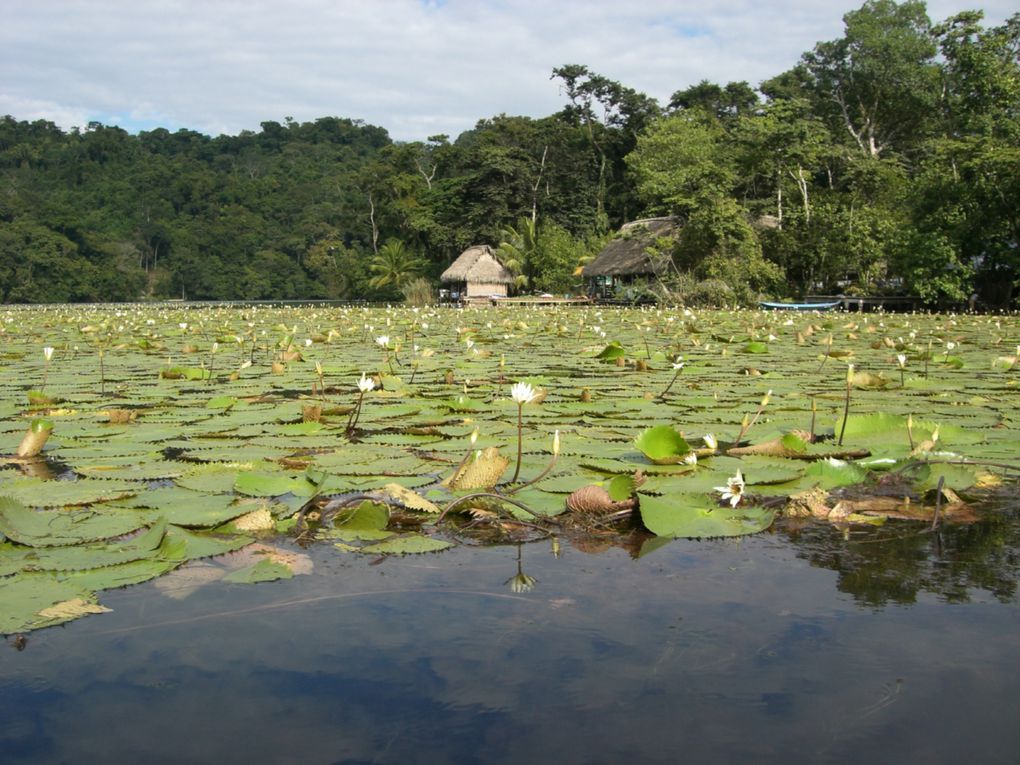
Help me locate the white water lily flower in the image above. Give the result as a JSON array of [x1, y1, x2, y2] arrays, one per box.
[[43, 346, 54, 361], [510, 381, 537, 405], [375, 335, 389, 348], [896, 353, 907, 368], [357, 373, 376, 393], [683, 452, 698, 466], [672, 357, 684, 370], [715, 470, 745, 508], [703, 433, 718, 451]]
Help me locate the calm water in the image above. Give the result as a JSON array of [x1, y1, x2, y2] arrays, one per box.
[[2, 514, 1018, 765]]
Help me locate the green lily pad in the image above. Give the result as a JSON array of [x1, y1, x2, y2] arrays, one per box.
[[638, 493, 776, 538], [233, 472, 318, 498], [357, 534, 453, 555], [0, 497, 149, 547], [0, 477, 138, 508], [222, 558, 294, 584], [634, 425, 692, 464], [0, 576, 101, 634]]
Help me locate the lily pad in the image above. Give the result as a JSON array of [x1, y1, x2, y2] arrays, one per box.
[[358, 534, 453, 555], [634, 425, 692, 464], [638, 493, 776, 538], [0, 497, 149, 547]]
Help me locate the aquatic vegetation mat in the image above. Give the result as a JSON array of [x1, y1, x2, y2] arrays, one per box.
[[1, 303, 1018, 632]]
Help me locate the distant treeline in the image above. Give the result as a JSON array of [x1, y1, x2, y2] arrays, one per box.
[[1, 0, 1017, 305]]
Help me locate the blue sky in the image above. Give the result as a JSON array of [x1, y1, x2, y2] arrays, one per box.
[[2, 0, 1015, 142]]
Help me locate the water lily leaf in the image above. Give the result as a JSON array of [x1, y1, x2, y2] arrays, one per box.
[[638, 493, 776, 538], [73, 458, 187, 480], [324, 500, 393, 541], [222, 558, 293, 584], [634, 425, 691, 464], [55, 554, 183, 591], [277, 421, 327, 436], [206, 395, 238, 410], [501, 487, 568, 517], [233, 472, 318, 497], [734, 457, 805, 485], [916, 463, 980, 493], [742, 341, 769, 354], [607, 474, 638, 501], [0, 477, 137, 508], [176, 465, 245, 493], [0, 576, 99, 633], [162, 366, 211, 380], [0, 497, 148, 546], [802, 460, 869, 488], [358, 534, 452, 555], [780, 432, 809, 454], [596, 341, 626, 361], [533, 474, 593, 494], [0, 518, 167, 573], [113, 487, 250, 527], [164, 525, 252, 562]]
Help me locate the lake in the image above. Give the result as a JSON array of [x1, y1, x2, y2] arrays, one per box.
[[2, 509, 1017, 764]]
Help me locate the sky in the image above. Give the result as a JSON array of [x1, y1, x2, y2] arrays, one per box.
[[1, 0, 1015, 142]]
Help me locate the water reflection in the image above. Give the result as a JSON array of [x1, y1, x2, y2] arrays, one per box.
[[783, 502, 1020, 606], [1, 510, 1018, 764]]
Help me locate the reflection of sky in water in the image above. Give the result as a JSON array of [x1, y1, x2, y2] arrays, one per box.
[[2, 531, 1019, 764]]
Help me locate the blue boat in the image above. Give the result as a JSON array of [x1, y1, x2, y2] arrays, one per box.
[[759, 300, 841, 311]]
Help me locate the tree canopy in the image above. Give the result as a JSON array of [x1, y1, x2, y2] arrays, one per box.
[[1, 2, 1017, 306]]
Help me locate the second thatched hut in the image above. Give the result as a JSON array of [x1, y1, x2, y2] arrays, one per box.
[[581, 217, 680, 299], [440, 245, 515, 302]]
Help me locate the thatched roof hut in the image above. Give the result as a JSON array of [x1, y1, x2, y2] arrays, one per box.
[[582, 217, 680, 278], [440, 245, 515, 299]]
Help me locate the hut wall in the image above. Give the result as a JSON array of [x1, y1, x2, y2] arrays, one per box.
[[466, 281, 508, 298]]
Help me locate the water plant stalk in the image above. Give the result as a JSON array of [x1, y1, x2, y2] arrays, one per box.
[[816, 334, 833, 372], [837, 364, 853, 446], [658, 359, 684, 399], [509, 431, 559, 495], [734, 389, 771, 446], [511, 401, 525, 483]]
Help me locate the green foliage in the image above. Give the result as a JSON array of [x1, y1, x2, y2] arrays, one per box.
[[400, 276, 436, 306], [369, 239, 426, 294]]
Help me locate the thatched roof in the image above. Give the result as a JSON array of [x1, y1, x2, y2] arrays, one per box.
[[582, 217, 680, 277], [440, 245, 515, 284]]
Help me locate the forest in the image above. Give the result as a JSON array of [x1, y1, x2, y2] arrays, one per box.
[[0, 0, 1017, 307]]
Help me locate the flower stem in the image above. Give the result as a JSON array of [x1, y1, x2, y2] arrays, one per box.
[[511, 403, 524, 483], [508, 453, 558, 495], [837, 378, 851, 446], [345, 390, 365, 437]]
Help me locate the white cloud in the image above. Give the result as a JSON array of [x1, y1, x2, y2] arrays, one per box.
[[1, 0, 1015, 141]]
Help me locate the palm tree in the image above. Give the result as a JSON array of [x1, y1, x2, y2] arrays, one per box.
[[369, 239, 425, 290], [496, 217, 538, 290]]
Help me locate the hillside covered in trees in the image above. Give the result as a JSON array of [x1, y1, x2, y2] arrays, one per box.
[[1, 1, 1018, 306]]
